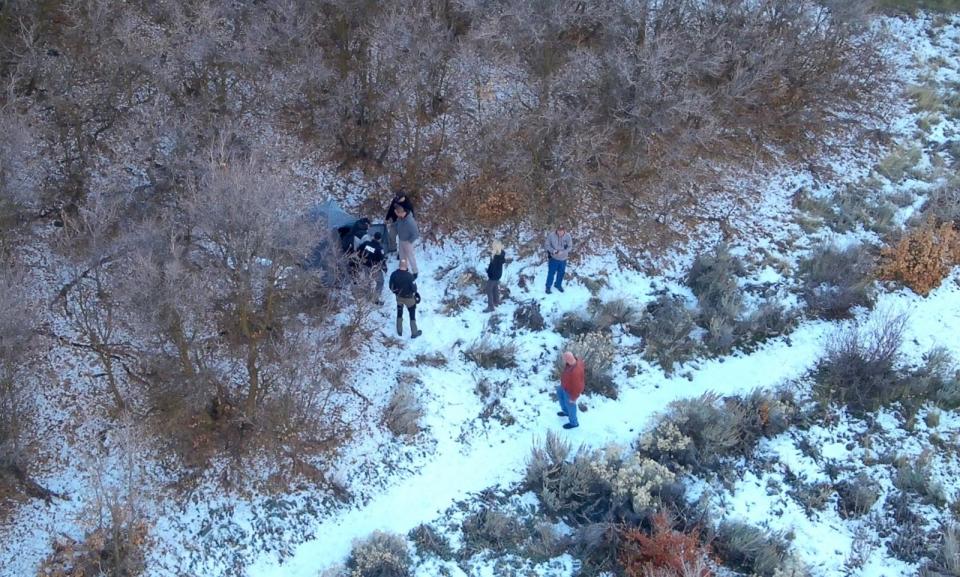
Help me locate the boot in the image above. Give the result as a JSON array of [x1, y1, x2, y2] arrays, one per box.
[[410, 317, 422, 339]]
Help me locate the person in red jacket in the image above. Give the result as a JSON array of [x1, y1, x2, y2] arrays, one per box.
[[558, 351, 585, 429]]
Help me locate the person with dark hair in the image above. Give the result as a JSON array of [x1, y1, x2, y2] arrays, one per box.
[[389, 258, 422, 338], [557, 351, 585, 429], [484, 240, 506, 313], [384, 190, 415, 254], [358, 232, 386, 303]]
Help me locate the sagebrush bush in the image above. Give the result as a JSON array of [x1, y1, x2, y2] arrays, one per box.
[[913, 183, 960, 229], [828, 184, 897, 235], [687, 245, 745, 356], [877, 144, 923, 182], [735, 302, 798, 352], [590, 446, 677, 514], [565, 331, 619, 399], [894, 452, 947, 507], [525, 432, 614, 524], [345, 531, 412, 577], [381, 383, 423, 437], [878, 220, 960, 296], [836, 473, 882, 518], [909, 347, 960, 411], [812, 314, 906, 415], [798, 243, 876, 320], [922, 525, 960, 577], [408, 524, 453, 561], [638, 295, 700, 375], [639, 393, 746, 475], [460, 508, 527, 557], [618, 513, 713, 577], [590, 298, 639, 331], [555, 310, 597, 338], [714, 520, 790, 577], [574, 523, 621, 577], [463, 338, 518, 369], [513, 300, 545, 331]]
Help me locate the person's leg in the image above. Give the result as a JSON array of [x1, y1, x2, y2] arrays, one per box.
[[374, 270, 384, 300], [408, 304, 420, 337], [396, 302, 404, 335], [398, 240, 410, 264], [387, 222, 398, 255], [555, 259, 567, 290], [484, 279, 495, 311], [407, 242, 418, 275], [566, 397, 578, 427], [546, 258, 558, 291], [492, 280, 500, 306], [556, 386, 569, 416]]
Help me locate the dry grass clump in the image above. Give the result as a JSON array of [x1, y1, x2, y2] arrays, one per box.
[[342, 531, 412, 577], [637, 294, 700, 375], [798, 243, 876, 320], [920, 525, 960, 577], [381, 383, 424, 437], [463, 338, 518, 369], [714, 521, 794, 577], [836, 473, 882, 518], [618, 513, 714, 577], [878, 220, 960, 296]]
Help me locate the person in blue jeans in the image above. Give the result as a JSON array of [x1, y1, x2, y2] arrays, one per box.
[[557, 351, 585, 429], [544, 226, 573, 294]]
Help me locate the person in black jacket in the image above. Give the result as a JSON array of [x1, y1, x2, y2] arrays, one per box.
[[384, 190, 415, 255], [484, 240, 506, 313], [357, 232, 387, 303], [389, 259, 422, 338]]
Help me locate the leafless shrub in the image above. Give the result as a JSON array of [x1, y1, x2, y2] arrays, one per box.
[[813, 313, 906, 415], [345, 531, 412, 577], [382, 383, 423, 438], [836, 473, 882, 518], [714, 521, 791, 577], [637, 294, 700, 375], [913, 183, 960, 229], [554, 310, 597, 338], [464, 338, 518, 369], [798, 243, 876, 320]]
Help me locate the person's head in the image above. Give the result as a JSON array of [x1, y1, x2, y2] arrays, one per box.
[[399, 258, 408, 271], [491, 240, 504, 255], [556, 225, 566, 235], [373, 232, 382, 241], [394, 189, 407, 202], [395, 205, 407, 219], [562, 351, 576, 366]]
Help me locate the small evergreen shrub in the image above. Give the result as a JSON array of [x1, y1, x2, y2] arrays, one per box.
[[894, 452, 947, 507], [798, 243, 876, 320], [345, 531, 412, 577], [638, 294, 700, 375]]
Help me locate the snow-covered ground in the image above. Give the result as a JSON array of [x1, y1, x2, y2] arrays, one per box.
[[4, 11, 960, 577]]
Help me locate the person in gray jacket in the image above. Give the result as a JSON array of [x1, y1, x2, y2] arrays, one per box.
[[395, 205, 420, 277], [544, 225, 573, 293]]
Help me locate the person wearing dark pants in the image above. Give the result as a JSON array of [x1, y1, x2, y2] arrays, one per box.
[[557, 351, 585, 429], [544, 226, 573, 294], [358, 232, 387, 304], [384, 190, 415, 255], [484, 240, 506, 313], [389, 259, 422, 338]]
